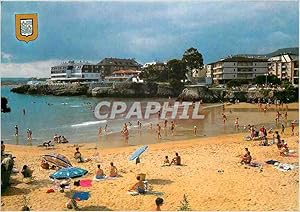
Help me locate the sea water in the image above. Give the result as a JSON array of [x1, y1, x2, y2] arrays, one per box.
[[1, 86, 298, 148]]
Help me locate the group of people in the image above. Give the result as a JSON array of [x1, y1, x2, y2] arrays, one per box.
[[163, 153, 181, 166], [95, 162, 118, 179], [53, 134, 69, 143]]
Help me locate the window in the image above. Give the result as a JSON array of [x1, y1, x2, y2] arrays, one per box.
[[254, 69, 256, 71], [234, 63, 235, 66], [234, 75, 235, 77]]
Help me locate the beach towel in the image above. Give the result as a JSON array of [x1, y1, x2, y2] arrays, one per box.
[[265, 160, 279, 165], [80, 179, 92, 187], [247, 162, 262, 168], [93, 176, 118, 181], [72, 192, 90, 201], [274, 163, 295, 172]]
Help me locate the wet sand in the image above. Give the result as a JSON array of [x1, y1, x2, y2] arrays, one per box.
[[1, 126, 299, 211]]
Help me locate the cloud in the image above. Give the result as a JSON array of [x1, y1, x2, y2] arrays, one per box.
[[1, 52, 13, 62], [0, 60, 62, 78]]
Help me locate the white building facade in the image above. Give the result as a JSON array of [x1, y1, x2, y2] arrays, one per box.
[[50, 61, 103, 82], [268, 54, 299, 85], [209, 57, 268, 84]]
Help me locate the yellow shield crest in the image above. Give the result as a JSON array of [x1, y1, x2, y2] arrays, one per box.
[[15, 14, 38, 43]]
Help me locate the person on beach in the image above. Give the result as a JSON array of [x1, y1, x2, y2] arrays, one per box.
[[170, 121, 175, 136], [164, 119, 168, 128], [41, 160, 50, 169], [158, 110, 161, 119], [61, 136, 68, 143], [194, 126, 197, 136], [170, 152, 181, 165], [74, 147, 91, 163], [281, 124, 285, 134], [240, 148, 252, 165], [234, 118, 239, 129], [154, 197, 164, 211], [95, 164, 105, 179], [105, 124, 108, 133], [1, 141, 5, 156], [98, 127, 102, 136], [21, 165, 33, 178], [109, 162, 118, 177], [27, 129, 32, 140], [280, 142, 289, 156], [128, 175, 146, 194], [222, 113, 227, 124], [15, 125, 19, 136], [291, 122, 295, 136], [157, 124, 162, 139], [66, 198, 78, 210], [163, 156, 170, 166], [284, 112, 288, 120]]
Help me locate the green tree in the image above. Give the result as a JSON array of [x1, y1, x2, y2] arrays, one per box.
[[167, 59, 186, 95], [182, 47, 204, 71], [140, 64, 168, 82], [254, 75, 281, 85]]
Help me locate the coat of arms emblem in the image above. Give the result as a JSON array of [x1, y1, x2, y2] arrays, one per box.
[[15, 13, 38, 43]]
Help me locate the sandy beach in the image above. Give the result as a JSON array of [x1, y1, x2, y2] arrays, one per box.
[[1, 125, 299, 211]]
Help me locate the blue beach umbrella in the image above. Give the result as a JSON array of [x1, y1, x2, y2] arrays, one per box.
[[50, 167, 88, 180], [129, 145, 148, 161]]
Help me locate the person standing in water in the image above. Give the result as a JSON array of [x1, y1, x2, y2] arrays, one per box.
[[27, 128, 32, 140], [15, 125, 19, 136], [222, 113, 227, 125], [234, 118, 239, 129], [98, 127, 102, 136], [194, 126, 197, 136], [23, 108, 26, 115], [157, 124, 162, 140], [170, 121, 175, 136]]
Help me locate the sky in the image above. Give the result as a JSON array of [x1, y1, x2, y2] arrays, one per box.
[[1, 0, 299, 77]]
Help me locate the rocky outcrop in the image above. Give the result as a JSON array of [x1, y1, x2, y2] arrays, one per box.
[[11, 84, 88, 96], [178, 87, 223, 103]]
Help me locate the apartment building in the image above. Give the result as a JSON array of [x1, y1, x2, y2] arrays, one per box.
[[50, 61, 102, 82], [268, 54, 299, 85], [209, 56, 268, 84]]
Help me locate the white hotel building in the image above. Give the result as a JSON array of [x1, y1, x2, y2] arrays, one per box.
[[50, 61, 103, 82], [208, 56, 268, 84], [268, 54, 299, 85]]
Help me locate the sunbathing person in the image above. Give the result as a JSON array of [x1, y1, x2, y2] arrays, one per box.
[[240, 148, 252, 164], [163, 156, 170, 166], [109, 162, 118, 177], [280, 142, 289, 156], [95, 164, 105, 179], [21, 165, 33, 178], [61, 136, 69, 143], [74, 147, 91, 163], [170, 152, 181, 165], [40, 160, 50, 169], [128, 176, 146, 194], [277, 139, 284, 149]]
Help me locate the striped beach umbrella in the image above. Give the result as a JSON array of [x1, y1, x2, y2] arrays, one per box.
[[42, 153, 72, 169]]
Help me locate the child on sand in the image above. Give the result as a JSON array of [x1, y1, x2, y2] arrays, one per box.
[[240, 148, 252, 165], [163, 156, 170, 166]]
